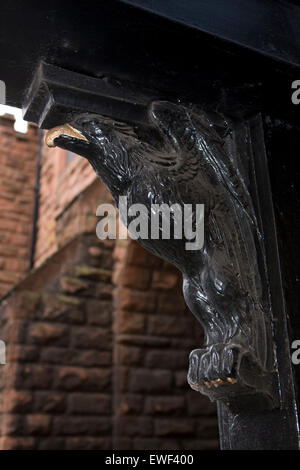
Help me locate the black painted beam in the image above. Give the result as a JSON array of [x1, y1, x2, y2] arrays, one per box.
[[122, 0, 300, 68], [0, 0, 299, 126]]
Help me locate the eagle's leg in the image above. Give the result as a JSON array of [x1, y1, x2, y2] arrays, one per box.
[[183, 276, 277, 411], [187, 345, 276, 411]]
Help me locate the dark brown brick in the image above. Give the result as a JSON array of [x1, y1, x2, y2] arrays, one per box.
[[185, 439, 219, 450], [155, 418, 195, 437], [122, 266, 151, 290], [41, 294, 84, 324], [38, 438, 65, 450], [16, 364, 53, 390], [7, 345, 39, 362], [52, 416, 111, 436], [60, 276, 89, 294], [86, 299, 111, 326], [68, 393, 111, 415], [133, 438, 177, 450], [75, 265, 112, 283], [71, 326, 111, 350], [116, 345, 142, 366], [145, 396, 185, 415], [148, 316, 190, 337], [3, 390, 33, 413], [1, 437, 37, 450], [129, 369, 172, 393], [196, 417, 219, 438], [145, 349, 188, 370], [119, 288, 156, 313], [25, 414, 51, 435], [115, 417, 153, 437], [65, 437, 112, 450], [34, 391, 66, 413], [187, 391, 217, 416], [152, 271, 179, 290], [115, 310, 146, 335], [158, 293, 186, 314], [40, 347, 111, 367], [7, 291, 41, 320], [174, 371, 189, 389], [55, 366, 111, 392], [2, 414, 24, 436], [117, 394, 144, 415], [28, 323, 69, 347]]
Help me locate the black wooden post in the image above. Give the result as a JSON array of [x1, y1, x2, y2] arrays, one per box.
[[1, 0, 300, 450]]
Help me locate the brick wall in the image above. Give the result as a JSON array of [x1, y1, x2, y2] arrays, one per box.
[[112, 240, 218, 450], [0, 230, 219, 450], [0, 234, 114, 450], [0, 116, 38, 297], [34, 144, 98, 267]]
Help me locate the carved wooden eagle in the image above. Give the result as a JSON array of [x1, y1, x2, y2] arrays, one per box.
[[46, 101, 275, 408]]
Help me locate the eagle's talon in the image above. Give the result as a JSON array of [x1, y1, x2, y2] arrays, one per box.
[[227, 377, 237, 384]]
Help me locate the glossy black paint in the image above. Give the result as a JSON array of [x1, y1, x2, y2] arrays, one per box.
[[23, 62, 164, 129], [0, 1, 299, 125], [122, 0, 300, 67]]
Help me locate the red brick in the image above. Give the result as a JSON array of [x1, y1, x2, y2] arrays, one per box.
[[65, 437, 112, 450], [3, 390, 33, 413], [52, 416, 111, 436], [75, 265, 112, 283], [16, 364, 53, 390], [119, 288, 156, 313], [55, 366, 111, 392], [115, 310, 146, 335], [148, 315, 190, 337], [145, 396, 185, 415], [0, 437, 36, 450], [60, 276, 89, 294], [155, 418, 195, 436], [85, 299, 111, 326], [158, 293, 186, 314], [116, 345, 142, 366], [1, 414, 24, 436], [71, 326, 111, 350], [129, 369, 172, 393], [68, 393, 111, 415], [152, 271, 179, 290], [117, 394, 144, 415], [25, 414, 52, 435], [145, 349, 188, 370], [187, 391, 217, 416], [38, 438, 65, 450], [115, 417, 153, 437], [88, 246, 103, 257], [7, 345, 39, 362], [122, 266, 151, 290], [28, 323, 69, 346], [41, 294, 84, 324], [34, 391, 66, 413]]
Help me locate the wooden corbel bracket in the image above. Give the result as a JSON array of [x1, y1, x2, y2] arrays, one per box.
[[25, 63, 279, 412]]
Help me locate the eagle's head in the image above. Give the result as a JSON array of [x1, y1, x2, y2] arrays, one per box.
[[45, 114, 144, 198], [45, 102, 191, 200]]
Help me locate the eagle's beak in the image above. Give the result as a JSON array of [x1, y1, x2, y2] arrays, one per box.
[[45, 124, 88, 147]]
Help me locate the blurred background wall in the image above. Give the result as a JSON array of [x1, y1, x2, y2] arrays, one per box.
[[0, 112, 219, 450]]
